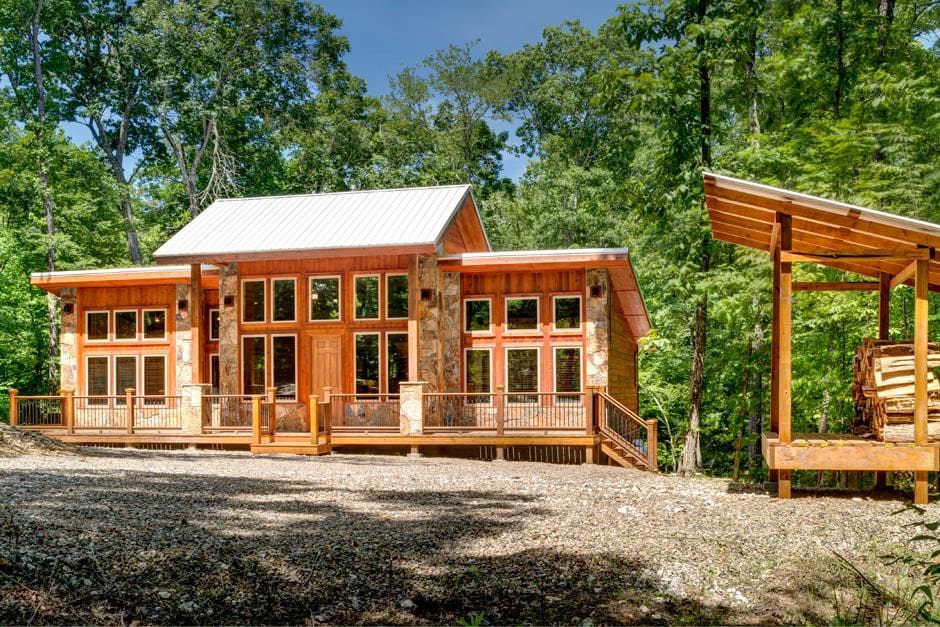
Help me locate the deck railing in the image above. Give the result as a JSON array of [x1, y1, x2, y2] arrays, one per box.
[[423, 392, 497, 430], [596, 391, 658, 471], [504, 392, 586, 430], [202, 395, 254, 431], [423, 389, 587, 433], [329, 394, 401, 432], [14, 395, 64, 427]]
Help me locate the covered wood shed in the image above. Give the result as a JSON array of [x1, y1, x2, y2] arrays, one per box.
[[704, 172, 940, 504]]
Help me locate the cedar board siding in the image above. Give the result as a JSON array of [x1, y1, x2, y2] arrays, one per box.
[[608, 297, 639, 412]]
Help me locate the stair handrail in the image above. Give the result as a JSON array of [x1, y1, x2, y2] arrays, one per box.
[[596, 391, 658, 471]]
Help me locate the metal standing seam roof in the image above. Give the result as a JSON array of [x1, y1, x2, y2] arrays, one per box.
[[154, 184, 479, 262]]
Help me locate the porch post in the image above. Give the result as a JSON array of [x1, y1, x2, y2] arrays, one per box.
[[180, 383, 210, 435], [251, 396, 262, 445], [125, 388, 135, 434], [876, 272, 891, 489], [775, 214, 793, 499], [914, 256, 929, 504], [8, 388, 18, 427], [308, 394, 319, 444], [399, 381, 425, 436], [61, 387, 75, 434], [190, 263, 203, 383], [407, 255, 419, 381], [646, 418, 659, 472]]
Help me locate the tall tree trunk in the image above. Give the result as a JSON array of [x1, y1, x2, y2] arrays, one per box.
[[30, 0, 59, 391], [834, 0, 846, 118], [877, 0, 895, 62], [732, 338, 754, 482], [745, 14, 761, 137], [748, 367, 763, 470]]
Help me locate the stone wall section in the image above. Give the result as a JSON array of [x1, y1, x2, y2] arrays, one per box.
[[175, 283, 192, 391], [59, 288, 77, 391], [218, 263, 239, 395], [416, 256, 461, 392], [585, 267, 610, 388]]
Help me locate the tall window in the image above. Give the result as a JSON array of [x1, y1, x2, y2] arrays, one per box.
[[506, 348, 539, 403], [209, 309, 220, 341], [143, 309, 166, 340], [386, 274, 409, 319], [310, 277, 340, 321], [355, 275, 380, 320], [272, 279, 296, 322], [114, 356, 137, 397], [143, 355, 166, 402], [115, 310, 138, 340], [242, 280, 265, 323], [465, 299, 491, 333], [554, 347, 581, 401], [242, 336, 266, 395], [355, 333, 380, 395], [465, 349, 491, 399], [86, 312, 109, 341], [387, 333, 409, 393], [86, 356, 109, 401], [553, 296, 581, 331], [272, 335, 296, 400], [506, 297, 539, 332]]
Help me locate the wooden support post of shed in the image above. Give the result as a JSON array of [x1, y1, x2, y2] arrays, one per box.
[[914, 256, 930, 505], [876, 272, 891, 489], [769, 221, 781, 485], [774, 214, 793, 498], [190, 263, 203, 383]]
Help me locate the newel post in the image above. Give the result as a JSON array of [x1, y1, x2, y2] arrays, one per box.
[[645, 418, 659, 472], [125, 388, 135, 434], [61, 387, 75, 434], [308, 394, 319, 444], [495, 385, 505, 436], [8, 388, 18, 427], [266, 386, 277, 436], [251, 396, 262, 445]]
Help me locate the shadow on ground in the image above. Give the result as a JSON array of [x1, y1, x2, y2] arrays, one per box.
[[0, 452, 738, 625]]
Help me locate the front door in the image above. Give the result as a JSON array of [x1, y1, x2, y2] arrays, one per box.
[[311, 334, 343, 396]]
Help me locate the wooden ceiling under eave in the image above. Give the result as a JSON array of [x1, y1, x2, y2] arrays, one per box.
[[703, 172, 940, 291]]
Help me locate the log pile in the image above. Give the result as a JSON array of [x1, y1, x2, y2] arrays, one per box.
[[852, 339, 940, 442]]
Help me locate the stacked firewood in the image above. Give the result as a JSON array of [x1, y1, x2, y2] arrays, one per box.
[[852, 338, 940, 442]]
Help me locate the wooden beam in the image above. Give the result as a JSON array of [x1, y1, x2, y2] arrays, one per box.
[[792, 281, 880, 292], [779, 215, 793, 449], [190, 263, 203, 383], [879, 272, 891, 340], [890, 259, 919, 289], [407, 254, 419, 381], [781, 248, 930, 263], [768, 222, 781, 255]]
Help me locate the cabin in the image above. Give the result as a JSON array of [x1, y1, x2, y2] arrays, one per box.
[[705, 172, 940, 503], [13, 184, 655, 470]]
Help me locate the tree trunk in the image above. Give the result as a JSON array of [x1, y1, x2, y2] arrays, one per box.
[[834, 0, 846, 117], [119, 196, 143, 265], [732, 338, 753, 482], [745, 16, 760, 137], [748, 368, 763, 470], [877, 0, 895, 61]]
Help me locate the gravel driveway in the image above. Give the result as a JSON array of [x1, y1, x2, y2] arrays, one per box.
[[0, 448, 929, 624]]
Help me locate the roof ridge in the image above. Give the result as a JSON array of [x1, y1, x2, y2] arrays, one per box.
[[213, 183, 472, 203]]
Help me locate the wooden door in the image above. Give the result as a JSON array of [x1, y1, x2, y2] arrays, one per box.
[[311, 334, 343, 395]]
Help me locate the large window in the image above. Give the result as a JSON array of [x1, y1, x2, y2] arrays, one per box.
[[114, 355, 137, 397], [143, 355, 166, 402], [553, 296, 581, 331], [86, 311, 109, 341], [209, 309, 220, 341], [272, 278, 296, 322], [506, 348, 539, 403], [386, 274, 409, 319], [386, 333, 409, 393], [242, 280, 265, 323], [465, 349, 492, 398], [310, 277, 340, 321], [505, 297, 539, 332], [554, 347, 581, 401], [143, 309, 167, 340], [464, 299, 491, 333], [242, 336, 266, 395], [272, 335, 296, 400], [355, 275, 380, 320], [355, 333, 380, 395], [115, 310, 138, 340], [86, 356, 109, 400]]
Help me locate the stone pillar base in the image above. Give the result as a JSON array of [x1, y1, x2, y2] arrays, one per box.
[[180, 383, 211, 435]]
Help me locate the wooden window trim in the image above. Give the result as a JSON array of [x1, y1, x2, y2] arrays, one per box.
[[505, 345, 541, 404], [142, 308, 168, 341], [464, 347, 493, 396], [85, 310, 110, 343], [113, 354, 138, 396], [551, 294, 582, 334], [113, 309, 139, 342], [241, 278, 267, 324], [270, 333, 298, 401], [385, 273, 409, 320], [463, 297, 494, 336], [385, 331, 409, 393], [309, 275, 342, 323], [353, 331, 382, 395], [84, 354, 110, 398], [270, 277, 297, 323], [353, 274, 382, 321], [503, 296, 540, 335], [209, 308, 220, 341], [552, 345, 582, 401], [240, 334, 267, 396], [141, 354, 168, 405]]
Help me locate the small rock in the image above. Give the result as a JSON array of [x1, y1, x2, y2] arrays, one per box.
[[400, 598, 417, 610]]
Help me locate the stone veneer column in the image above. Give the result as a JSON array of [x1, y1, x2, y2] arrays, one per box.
[[180, 383, 210, 434], [218, 262, 239, 395], [415, 256, 461, 392], [175, 283, 193, 390], [585, 268, 611, 388], [398, 381, 425, 435], [59, 288, 78, 391]]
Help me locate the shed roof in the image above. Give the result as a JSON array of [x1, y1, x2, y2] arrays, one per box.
[[704, 172, 940, 289], [154, 184, 486, 263]]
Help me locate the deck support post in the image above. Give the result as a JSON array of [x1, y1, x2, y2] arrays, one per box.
[[494, 446, 505, 462], [914, 256, 930, 504], [251, 396, 262, 445], [773, 214, 793, 498], [874, 272, 892, 489], [495, 385, 505, 436], [8, 388, 18, 427], [61, 387, 74, 434], [408, 445, 422, 458], [125, 388, 135, 434]]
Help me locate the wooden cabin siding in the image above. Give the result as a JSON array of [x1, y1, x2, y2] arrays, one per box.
[[442, 196, 489, 254], [608, 298, 639, 412]]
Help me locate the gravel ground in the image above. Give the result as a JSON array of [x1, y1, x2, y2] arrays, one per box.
[[0, 447, 932, 625]]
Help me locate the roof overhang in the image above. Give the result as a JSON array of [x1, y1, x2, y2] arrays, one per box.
[[704, 172, 940, 290], [439, 248, 651, 338], [31, 265, 219, 295]]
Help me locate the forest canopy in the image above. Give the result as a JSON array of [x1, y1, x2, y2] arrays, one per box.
[[1, 0, 939, 478]]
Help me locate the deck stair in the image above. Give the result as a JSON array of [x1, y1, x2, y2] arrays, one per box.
[[596, 392, 656, 471]]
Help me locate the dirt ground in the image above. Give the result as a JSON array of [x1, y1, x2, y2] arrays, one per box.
[[0, 445, 931, 624]]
